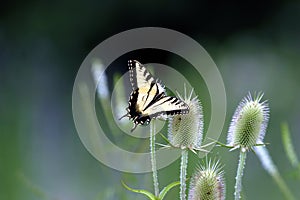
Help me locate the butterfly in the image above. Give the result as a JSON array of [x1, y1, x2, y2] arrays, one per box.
[[119, 60, 189, 132]]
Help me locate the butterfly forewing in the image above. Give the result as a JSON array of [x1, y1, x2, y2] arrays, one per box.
[[128, 60, 156, 90], [138, 83, 165, 111]]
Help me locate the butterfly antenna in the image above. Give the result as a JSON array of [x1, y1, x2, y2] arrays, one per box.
[[119, 113, 129, 120], [130, 123, 138, 132]]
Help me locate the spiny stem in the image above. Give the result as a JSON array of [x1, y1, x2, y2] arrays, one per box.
[[180, 149, 188, 200], [234, 150, 247, 200], [150, 120, 159, 196]]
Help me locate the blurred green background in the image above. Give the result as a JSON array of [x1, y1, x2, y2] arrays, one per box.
[[1, 0, 300, 199]]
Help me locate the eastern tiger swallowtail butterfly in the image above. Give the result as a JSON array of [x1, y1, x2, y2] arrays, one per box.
[[119, 60, 189, 132]]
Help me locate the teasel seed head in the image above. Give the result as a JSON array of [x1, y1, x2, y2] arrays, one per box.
[[188, 159, 225, 200], [168, 88, 204, 150], [227, 92, 269, 152]]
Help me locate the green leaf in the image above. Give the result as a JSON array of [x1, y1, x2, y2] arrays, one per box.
[[158, 181, 180, 199], [215, 141, 234, 149], [159, 132, 172, 145], [121, 180, 157, 200]]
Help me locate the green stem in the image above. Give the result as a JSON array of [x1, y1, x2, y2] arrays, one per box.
[[273, 172, 295, 200], [281, 122, 299, 168], [234, 150, 247, 200], [254, 146, 295, 200], [180, 149, 188, 200], [150, 120, 159, 197]]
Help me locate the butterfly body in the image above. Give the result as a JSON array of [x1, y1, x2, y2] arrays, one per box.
[[120, 60, 189, 131]]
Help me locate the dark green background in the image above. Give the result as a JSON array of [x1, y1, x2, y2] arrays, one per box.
[[1, 1, 300, 199]]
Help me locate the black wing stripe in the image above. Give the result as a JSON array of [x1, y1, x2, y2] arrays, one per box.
[[159, 96, 174, 105], [142, 82, 156, 108], [175, 101, 181, 105], [171, 98, 178, 104], [146, 96, 175, 111], [152, 97, 189, 111], [143, 69, 148, 77], [145, 74, 152, 82], [148, 108, 188, 118], [143, 84, 165, 111]]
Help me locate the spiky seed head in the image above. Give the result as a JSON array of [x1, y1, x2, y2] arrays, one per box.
[[188, 159, 225, 200], [168, 88, 204, 149], [227, 92, 269, 151]]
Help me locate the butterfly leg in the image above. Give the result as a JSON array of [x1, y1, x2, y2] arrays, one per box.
[[130, 123, 138, 132]]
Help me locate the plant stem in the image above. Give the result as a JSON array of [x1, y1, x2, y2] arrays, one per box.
[[281, 122, 299, 168], [254, 146, 295, 200], [234, 150, 247, 200], [150, 120, 159, 196], [273, 171, 295, 200], [180, 149, 188, 200]]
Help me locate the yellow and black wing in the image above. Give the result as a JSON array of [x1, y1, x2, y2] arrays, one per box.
[[121, 60, 189, 132]]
